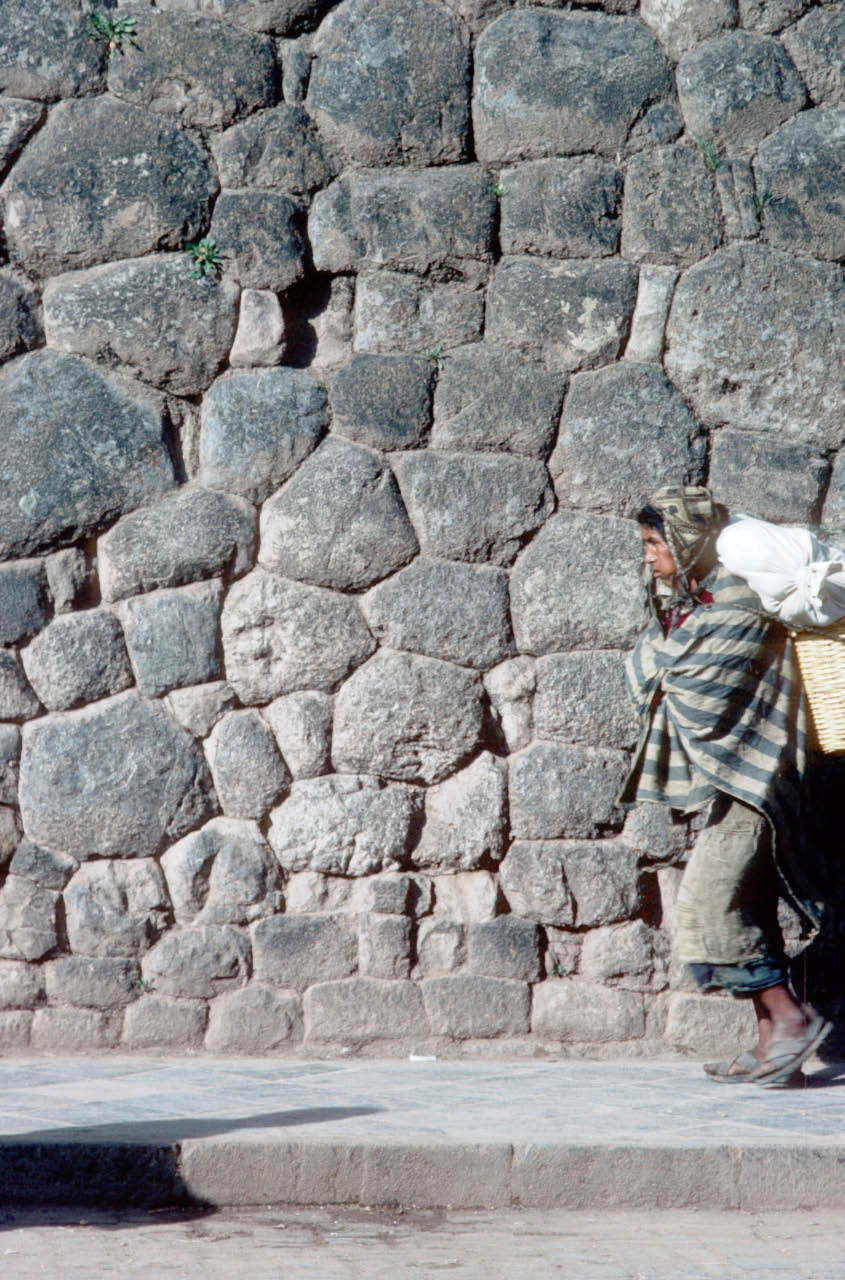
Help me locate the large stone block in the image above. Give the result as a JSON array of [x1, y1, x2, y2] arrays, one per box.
[[431, 871, 499, 922], [268, 774, 422, 875], [330, 354, 434, 452], [21, 609, 134, 712], [43, 256, 239, 397], [8, 840, 77, 891], [252, 913, 357, 989], [162, 817, 283, 926], [122, 995, 208, 1050], [423, 975, 530, 1037], [666, 245, 844, 449], [500, 839, 640, 927], [738, 0, 807, 34], [332, 650, 483, 784], [205, 984, 302, 1052], [353, 270, 484, 354], [0, 100, 43, 175], [676, 31, 806, 153], [473, 11, 673, 162], [708, 430, 829, 524], [210, 191, 306, 292], [412, 754, 507, 872], [467, 917, 541, 982], [509, 743, 628, 840], [549, 364, 704, 517], [0, 0, 104, 99], [121, 582, 223, 699], [156, 0, 334, 37], [486, 257, 639, 373], [0, 269, 42, 364], [532, 980, 645, 1041], [392, 452, 553, 567], [0, 351, 176, 561], [64, 858, 170, 957], [0, 561, 48, 647], [534, 652, 638, 750], [621, 144, 722, 266], [0, 876, 58, 961], [142, 925, 251, 999], [782, 8, 845, 107], [45, 956, 139, 1009], [0, 958, 44, 1009], [664, 991, 756, 1055], [221, 569, 375, 703], [263, 691, 333, 779], [499, 158, 622, 259], [363, 873, 431, 917], [362, 560, 514, 669], [307, 0, 470, 166], [200, 368, 327, 504], [99, 488, 256, 602], [640, 0, 738, 62], [0, 651, 41, 721], [510, 513, 644, 654], [0, 97, 217, 275], [416, 918, 465, 976], [205, 711, 290, 820], [359, 913, 412, 979], [579, 920, 666, 992], [0, 1010, 31, 1049], [0, 725, 20, 806], [20, 691, 216, 859], [754, 109, 845, 262], [211, 104, 336, 194], [45, 547, 91, 616], [30, 1008, 121, 1053], [303, 977, 427, 1042]]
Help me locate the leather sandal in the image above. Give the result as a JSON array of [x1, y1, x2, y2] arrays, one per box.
[[748, 1013, 832, 1085]]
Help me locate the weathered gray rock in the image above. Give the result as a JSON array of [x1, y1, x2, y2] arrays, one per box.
[[253, 913, 357, 989], [550, 365, 704, 517], [0, 725, 20, 806], [43, 256, 239, 397], [20, 691, 216, 859], [290, 275, 355, 371], [21, 609, 133, 712], [624, 265, 678, 364], [483, 657, 536, 753], [0, 805, 21, 870], [310, 168, 495, 274], [263, 692, 333, 779], [45, 548, 91, 616], [99, 488, 256, 602], [121, 582, 222, 699], [640, 0, 738, 61], [210, 191, 306, 292], [0, 0, 104, 99], [509, 743, 628, 840], [107, 11, 276, 128], [354, 271, 485, 355], [0, 876, 57, 961], [431, 870, 499, 922], [221, 569, 375, 703], [621, 802, 688, 864], [0, 352, 176, 561], [738, 0, 807, 33], [359, 913, 412, 978], [486, 258, 639, 373], [0, 561, 48, 647], [330, 354, 433, 452], [363, 872, 432, 917], [664, 990, 757, 1055], [161, 817, 282, 925], [714, 154, 761, 239], [473, 11, 673, 163], [307, 0, 470, 166], [467, 917, 541, 982], [205, 984, 302, 1052], [532, 980, 645, 1042], [142, 925, 251, 998], [0, 99, 43, 176], [423, 975, 530, 1037], [122, 995, 207, 1050], [413, 754, 507, 872], [579, 920, 665, 991], [212, 104, 335, 193], [676, 31, 807, 153], [621, 144, 722, 266], [64, 859, 170, 957], [708, 430, 829, 524], [431, 345, 564, 459], [229, 290, 286, 369], [782, 7, 845, 107], [510, 513, 644, 654], [332, 650, 483, 784], [0, 1009, 32, 1047], [304, 977, 427, 1042], [754, 109, 845, 261], [0, 270, 42, 363], [1, 97, 217, 275], [155, 0, 333, 37], [259, 437, 418, 590], [534, 652, 638, 750], [0, 958, 44, 1009], [283, 871, 360, 914], [499, 158, 622, 259], [416, 918, 465, 976], [501, 839, 639, 927], [0, 651, 42, 720], [268, 773, 422, 874], [165, 682, 238, 740], [8, 840, 77, 890], [205, 711, 290, 819], [362, 560, 514, 669], [665, 244, 845, 449], [45, 956, 139, 1008], [392, 452, 553, 568], [31, 1007, 121, 1053]]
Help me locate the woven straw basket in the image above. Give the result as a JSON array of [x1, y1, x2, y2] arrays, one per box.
[[791, 621, 845, 754]]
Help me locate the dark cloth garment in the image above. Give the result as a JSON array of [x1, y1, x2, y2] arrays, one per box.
[[689, 958, 787, 995]]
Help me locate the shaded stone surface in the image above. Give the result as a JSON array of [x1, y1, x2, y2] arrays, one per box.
[[253, 914, 357, 989], [708, 430, 829, 525], [509, 743, 628, 840], [782, 7, 845, 107], [304, 977, 427, 1042], [45, 548, 91, 616], [161, 817, 282, 925], [0, 352, 176, 562], [0, 651, 41, 721], [263, 691, 333, 779], [229, 289, 286, 369], [64, 858, 170, 957], [0, 561, 48, 647], [754, 109, 845, 262], [19, 691, 216, 859], [200, 367, 327, 504], [205, 710, 290, 819], [330, 354, 433, 452], [45, 956, 139, 1009], [8, 841, 77, 891], [467, 916, 541, 982], [621, 144, 722, 266], [306, 0, 471, 166], [0, 270, 42, 363], [212, 104, 335, 193], [121, 581, 223, 699], [0, 806, 20, 869], [359, 913, 412, 979], [0, 97, 217, 275], [210, 191, 306, 292], [423, 975, 530, 1037], [0, 99, 44, 176], [499, 158, 622, 259], [0, 726, 20, 806], [205, 984, 302, 1052], [413, 753, 507, 872], [532, 979, 645, 1042], [21, 609, 133, 712], [0, 877, 58, 961], [640, 0, 738, 62], [738, 0, 807, 33], [332, 650, 483, 784], [473, 11, 673, 163], [221, 568, 375, 703], [353, 270, 485, 354], [0, 0, 104, 100], [43, 256, 239, 397], [142, 925, 251, 999], [534, 651, 638, 750], [157, 0, 334, 36]]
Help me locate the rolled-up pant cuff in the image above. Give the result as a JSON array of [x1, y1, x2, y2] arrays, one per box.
[[688, 956, 787, 995]]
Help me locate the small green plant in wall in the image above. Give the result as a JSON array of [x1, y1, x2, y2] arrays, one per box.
[[86, 9, 137, 61], [185, 237, 223, 280], [421, 342, 450, 370], [753, 187, 774, 219], [488, 183, 509, 198], [695, 135, 720, 173]]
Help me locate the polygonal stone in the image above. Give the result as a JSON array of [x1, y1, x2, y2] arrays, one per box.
[[268, 774, 422, 875], [0, 352, 176, 562], [253, 913, 357, 989], [431, 345, 564, 459], [0, 97, 217, 275], [210, 191, 306, 293], [0, 651, 42, 721], [21, 609, 133, 712], [509, 743, 628, 840], [43, 256, 239, 397], [310, 167, 495, 274], [579, 920, 664, 992], [676, 31, 807, 153], [0, 1010, 31, 1048], [431, 871, 499, 922], [708, 430, 829, 524], [99, 488, 256, 602], [304, 977, 427, 1042], [165, 682, 238, 740], [44, 548, 91, 617], [640, 0, 738, 61], [531, 980, 645, 1042], [229, 290, 286, 369], [0, 0, 104, 99], [0, 99, 44, 175], [467, 917, 541, 982], [0, 958, 44, 1009], [31, 1008, 121, 1053], [307, 0, 471, 166], [330, 354, 434, 452], [142, 925, 251, 999], [423, 975, 529, 1037], [212, 104, 335, 193], [473, 11, 673, 163], [0, 269, 42, 363], [122, 995, 208, 1050], [156, 0, 333, 36], [161, 817, 282, 926], [205, 711, 290, 820], [621, 144, 722, 266], [8, 840, 77, 890], [107, 11, 277, 129], [353, 271, 485, 354], [363, 873, 431, 917], [0, 877, 58, 961], [624, 265, 679, 364], [416, 918, 465, 976], [205, 985, 302, 1053], [223, 574, 374, 709], [64, 859, 170, 957], [501, 840, 639, 927], [0, 561, 48, 647], [359, 913, 412, 979], [534, 652, 638, 750], [486, 257, 639, 373], [45, 956, 139, 1009], [665, 244, 845, 449], [20, 691, 216, 859], [499, 158, 622, 259], [755, 109, 845, 262], [289, 275, 355, 371], [121, 582, 222, 699], [259, 437, 418, 590], [782, 8, 845, 107], [549, 364, 704, 517], [362, 561, 514, 669], [738, 0, 806, 33], [664, 991, 757, 1055], [483, 657, 536, 753], [510, 513, 643, 654], [413, 754, 507, 872], [0, 725, 20, 806], [263, 691, 333, 779], [283, 871, 358, 914], [621, 803, 688, 864], [332, 650, 483, 784]]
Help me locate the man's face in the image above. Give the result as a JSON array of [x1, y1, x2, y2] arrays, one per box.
[[640, 524, 677, 584]]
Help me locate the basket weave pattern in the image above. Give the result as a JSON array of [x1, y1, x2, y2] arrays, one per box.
[[792, 621, 845, 754]]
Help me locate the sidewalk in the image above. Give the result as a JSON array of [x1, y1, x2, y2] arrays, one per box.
[[2, 1054, 844, 1212]]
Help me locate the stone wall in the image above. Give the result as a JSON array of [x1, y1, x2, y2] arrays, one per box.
[[0, 0, 842, 1057]]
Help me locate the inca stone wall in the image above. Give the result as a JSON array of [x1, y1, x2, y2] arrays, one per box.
[[0, 0, 842, 1058]]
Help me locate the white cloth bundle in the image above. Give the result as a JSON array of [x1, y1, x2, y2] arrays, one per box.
[[716, 516, 845, 628]]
